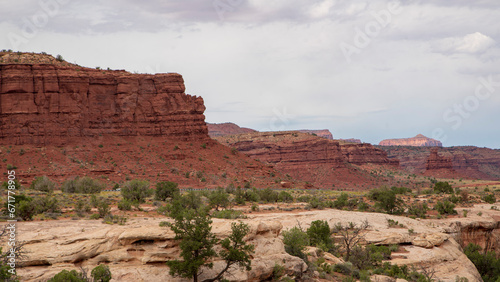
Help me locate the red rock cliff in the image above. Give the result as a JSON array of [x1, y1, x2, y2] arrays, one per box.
[[0, 64, 208, 145], [207, 122, 256, 137], [426, 148, 454, 170]]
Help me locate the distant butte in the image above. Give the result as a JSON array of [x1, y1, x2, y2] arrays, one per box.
[[379, 134, 442, 147]]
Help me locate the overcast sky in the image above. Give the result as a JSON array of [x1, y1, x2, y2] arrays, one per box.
[[1, 0, 499, 148]]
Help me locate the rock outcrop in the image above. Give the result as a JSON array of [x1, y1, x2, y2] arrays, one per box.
[[338, 138, 362, 144], [15, 218, 307, 282], [297, 129, 333, 140], [426, 148, 454, 171], [12, 206, 495, 282], [207, 122, 256, 137], [216, 131, 398, 189], [379, 134, 442, 147], [0, 64, 208, 145]]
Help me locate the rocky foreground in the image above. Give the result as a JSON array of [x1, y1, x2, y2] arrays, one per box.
[[13, 203, 500, 282]]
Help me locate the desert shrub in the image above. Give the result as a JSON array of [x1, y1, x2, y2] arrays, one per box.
[[483, 194, 496, 204], [102, 214, 127, 225], [407, 202, 429, 218], [48, 269, 86, 282], [121, 180, 152, 204], [167, 191, 204, 219], [212, 209, 245, 219], [308, 196, 326, 209], [447, 194, 461, 204], [390, 186, 412, 194], [234, 188, 246, 205], [368, 187, 403, 214], [297, 195, 311, 203], [117, 199, 133, 211], [97, 199, 111, 218], [244, 189, 260, 202], [358, 201, 370, 211], [278, 191, 294, 203], [1, 179, 21, 190], [258, 188, 279, 203], [62, 177, 104, 194], [433, 181, 453, 194], [464, 243, 500, 282], [333, 193, 348, 209], [91, 264, 112, 282], [333, 262, 357, 276], [74, 199, 91, 216], [30, 176, 55, 193], [208, 188, 230, 211], [435, 200, 457, 215], [307, 220, 333, 251], [282, 226, 309, 260], [154, 181, 179, 201]]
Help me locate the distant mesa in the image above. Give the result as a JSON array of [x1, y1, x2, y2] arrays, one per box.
[[297, 129, 333, 140], [207, 122, 335, 140], [207, 122, 257, 137], [379, 134, 442, 147], [338, 138, 362, 144]]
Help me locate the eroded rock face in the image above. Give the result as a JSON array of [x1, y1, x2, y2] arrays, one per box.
[[426, 148, 454, 171], [207, 122, 257, 137], [15, 218, 307, 282], [216, 131, 398, 188], [379, 134, 442, 147], [297, 129, 333, 140], [0, 64, 208, 145]]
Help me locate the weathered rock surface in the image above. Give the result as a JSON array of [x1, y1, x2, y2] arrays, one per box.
[[379, 134, 442, 147], [338, 138, 362, 144], [297, 129, 333, 140], [426, 148, 454, 171], [216, 131, 398, 189], [15, 218, 307, 282], [11, 206, 499, 282], [207, 122, 256, 137], [0, 64, 208, 145], [379, 145, 500, 179]]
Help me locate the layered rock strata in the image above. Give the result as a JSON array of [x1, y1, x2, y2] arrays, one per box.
[[0, 64, 208, 145]]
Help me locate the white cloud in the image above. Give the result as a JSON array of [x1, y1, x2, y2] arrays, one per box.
[[431, 32, 496, 54]]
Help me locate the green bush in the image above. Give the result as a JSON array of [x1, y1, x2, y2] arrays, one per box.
[[278, 191, 294, 203], [407, 203, 429, 218], [96, 199, 111, 218], [117, 199, 132, 211], [483, 194, 496, 204], [244, 189, 260, 202], [1, 179, 21, 190], [121, 180, 152, 204], [212, 209, 245, 219], [62, 177, 104, 194], [435, 200, 457, 215], [208, 188, 230, 211], [258, 188, 279, 203], [464, 243, 500, 282], [31, 176, 55, 193], [333, 193, 348, 209], [74, 199, 91, 216], [282, 226, 309, 260], [154, 181, 179, 201], [48, 269, 86, 282], [91, 264, 112, 282], [368, 187, 403, 214], [434, 181, 453, 194], [307, 220, 332, 248]]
